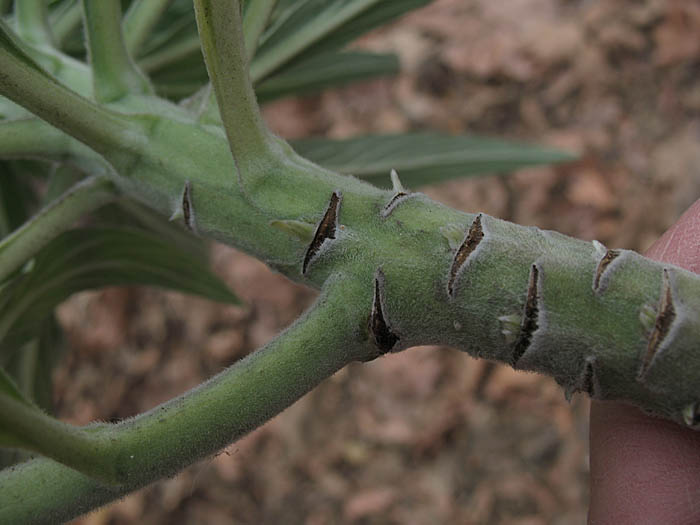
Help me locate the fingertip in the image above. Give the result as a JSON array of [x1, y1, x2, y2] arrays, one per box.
[[589, 199, 700, 522], [589, 401, 700, 524], [645, 198, 700, 273]]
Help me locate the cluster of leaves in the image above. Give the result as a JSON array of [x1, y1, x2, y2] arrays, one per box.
[[0, 0, 571, 471]]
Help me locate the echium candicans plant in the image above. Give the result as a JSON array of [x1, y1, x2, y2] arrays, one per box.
[[0, 0, 698, 522]]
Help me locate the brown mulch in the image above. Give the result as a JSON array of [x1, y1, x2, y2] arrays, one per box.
[[57, 1, 699, 523]]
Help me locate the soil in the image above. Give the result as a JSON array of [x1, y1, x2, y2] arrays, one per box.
[[59, 0, 699, 523]]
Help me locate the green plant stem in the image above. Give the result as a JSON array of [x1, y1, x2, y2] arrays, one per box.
[[243, 0, 276, 60], [0, 22, 143, 156], [194, 0, 274, 173], [0, 118, 100, 165], [250, 0, 379, 82], [0, 392, 115, 483], [122, 0, 173, 57], [3, 0, 699, 432], [0, 118, 67, 158], [1, 1, 700, 519], [81, 0, 153, 102], [14, 0, 54, 47], [0, 175, 116, 283], [0, 276, 368, 522]]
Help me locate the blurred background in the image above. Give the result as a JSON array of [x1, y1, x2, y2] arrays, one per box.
[[60, 0, 699, 523]]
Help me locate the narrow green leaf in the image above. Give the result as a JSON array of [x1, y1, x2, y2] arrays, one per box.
[[0, 174, 116, 285], [256, 51, 398, 103], [49, 0, 83, 48], [139, 33, 202, 73], [290, 0, 431, 65], [123, 0, 174, 56], [0, 317, 61, 468], [0, 366, 30, 407], [96, 199, 208, 263], [0, 351, 38, 449], [136, 0, 198, 59], [253, 0, 430, 82], [251, 0, 380, 82], [149, 51, 209, 98], [29, 317, 62, 412], [133, 0, 426, 100], [242, 0, 277, 59], [291, 133, 577, 188], [0, 163, 35, 238], [2, 317, 62, 412], [0, 227, 240, 349]]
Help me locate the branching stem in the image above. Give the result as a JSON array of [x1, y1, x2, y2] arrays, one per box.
[[0, 21, 142, 156], [194, 0, 273, 173]]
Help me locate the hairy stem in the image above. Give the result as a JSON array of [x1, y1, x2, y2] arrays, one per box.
[[14, 0, 54, 47], [0, 118, 67, 159], [0, 392, 115, 483], [122, 0, 173, 57], [194, 0, 273, 172], [0, 175, 116, 283], [81, 0, 152, 102], [0, 21, 143, 156], [0, 276, 369, 522], [0, 118, 101, 166]]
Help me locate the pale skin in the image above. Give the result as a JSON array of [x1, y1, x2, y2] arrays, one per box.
[[589, 198, 700, 524]]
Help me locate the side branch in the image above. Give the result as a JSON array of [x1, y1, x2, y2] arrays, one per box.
[[81, 0, 153, 102], [0, 21, 143, 156], [193, 0, 274, 173], [0, 275, 371, 523], [14, 0, 54, 47]]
